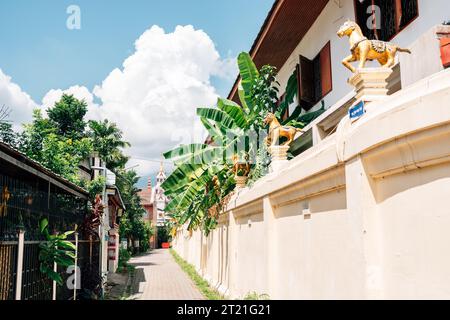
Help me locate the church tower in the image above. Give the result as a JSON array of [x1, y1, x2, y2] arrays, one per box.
[[152, 161, 168, 226]]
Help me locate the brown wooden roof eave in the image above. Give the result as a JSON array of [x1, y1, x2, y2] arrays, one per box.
[[227, 0, 329, 101]]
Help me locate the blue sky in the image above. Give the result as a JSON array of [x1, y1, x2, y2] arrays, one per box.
[[0, 0, 274, 187], [0, 0, 273, 100]]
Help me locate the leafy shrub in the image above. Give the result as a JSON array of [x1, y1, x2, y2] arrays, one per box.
[[117, 248, 131, 273], [38, 218, 77, 285]]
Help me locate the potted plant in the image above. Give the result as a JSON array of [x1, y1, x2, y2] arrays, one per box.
[[158, 225, 171, 249], [232, 154, 251, 188]]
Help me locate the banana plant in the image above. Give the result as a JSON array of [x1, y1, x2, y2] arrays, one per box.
[[162, 53, 277, 234], [39, 218, 77, 285], [162, 52, 325, 235]]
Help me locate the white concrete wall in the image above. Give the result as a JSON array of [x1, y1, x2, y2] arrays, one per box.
[[276, 0, 450, 113], [172, 69, 450, 299]]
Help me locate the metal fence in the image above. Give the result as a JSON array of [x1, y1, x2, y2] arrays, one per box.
[[21, 242, 53, 300], [0, 243, 17, 300], [0, 170, 101, 300]]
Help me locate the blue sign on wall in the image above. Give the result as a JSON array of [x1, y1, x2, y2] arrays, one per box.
[[349, 101, 365, 119]]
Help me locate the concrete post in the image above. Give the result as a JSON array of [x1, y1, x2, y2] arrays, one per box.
[[268, 146, 290, 173], [52, 261, 57, 300], [348, 68, 393, 103], [15, 229, 25, 300]]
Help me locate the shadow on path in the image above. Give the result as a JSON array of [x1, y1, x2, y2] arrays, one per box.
[[128, 249, 205, 300]]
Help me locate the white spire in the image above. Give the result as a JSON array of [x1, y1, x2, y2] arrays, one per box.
[[156, 160, 166, 183]]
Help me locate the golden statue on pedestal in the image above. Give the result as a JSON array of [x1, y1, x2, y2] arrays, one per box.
[[337, 20, 411, 73], [264, 112, 304, 147]]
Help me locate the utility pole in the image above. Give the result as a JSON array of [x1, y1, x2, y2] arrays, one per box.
[[91, 153, 109, 295]]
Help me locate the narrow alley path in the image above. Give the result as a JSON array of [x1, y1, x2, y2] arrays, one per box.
[[129, 249, 205, 300]]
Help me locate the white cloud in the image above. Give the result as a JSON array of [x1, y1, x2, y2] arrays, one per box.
[[86, 25, 234, 177], [42, 85, 98, 111], [213, 56, 239, 81], [0, 69, 38, 129], [2, 25, 237, 179]]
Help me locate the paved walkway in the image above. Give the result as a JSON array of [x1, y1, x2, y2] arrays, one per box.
[[129, 249, 205, 300]]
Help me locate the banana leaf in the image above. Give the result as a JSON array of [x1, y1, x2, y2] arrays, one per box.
[[297, 106, 326, 124], [197, 108, 236, 130], [174, 146, 224, 166], [217, 98, 248, 129], [200, 118, 223, 143], [169, 166, 222, 214], [276, 70, 298, 119], [237, 52, 259, 111], [161, 163, 203, 193], [238, 83, 250, 114], [163, 144, 209, 160]]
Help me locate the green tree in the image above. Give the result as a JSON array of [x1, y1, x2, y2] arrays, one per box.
[[0, 122, 17, 147], [47, 94, 88, 139], [87, 119, 130, 171], [17, 95, 153, 250], [0, 105, 16, 146], [19, 107, 92, 185], [116, 170, 151, 252], [39, 134, 93, 184], [19, 109, 57, 161]]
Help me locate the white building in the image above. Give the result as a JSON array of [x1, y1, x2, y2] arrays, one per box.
[[172, 0, 450, 299]]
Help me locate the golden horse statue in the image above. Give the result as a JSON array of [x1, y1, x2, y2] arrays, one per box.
[[337, 20, 411, 73], [264, 113, 303, 147]]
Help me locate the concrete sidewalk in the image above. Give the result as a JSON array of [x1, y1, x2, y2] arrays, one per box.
[[129, 249, 205, 300]]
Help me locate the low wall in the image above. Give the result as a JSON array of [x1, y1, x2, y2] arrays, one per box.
[[173, 69, 450, 300]]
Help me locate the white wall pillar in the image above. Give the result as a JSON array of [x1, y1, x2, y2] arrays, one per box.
[[263, 196, 276, 297], [345, 156, 383, 299], [228, 210, 238, 298]]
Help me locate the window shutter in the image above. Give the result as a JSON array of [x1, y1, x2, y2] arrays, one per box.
[[298, 55, 315, 110], [313, 56, 322, 103], [320, 41, 332, 98], [374, 0, 397, 41], [399, 0, 419, 28], [354, 0, 376, 39], [354, 0, 418, 41]]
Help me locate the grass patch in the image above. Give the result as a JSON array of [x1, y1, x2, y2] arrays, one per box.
[[170, 249, 225, 300], [243, 291, 270, 300], [104, 267, 136, 300]]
